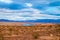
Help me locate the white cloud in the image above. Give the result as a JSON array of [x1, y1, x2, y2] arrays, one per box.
[[0, 8, 60, 21], [25, 3, 33, 7], [0, 0, 13, 4]]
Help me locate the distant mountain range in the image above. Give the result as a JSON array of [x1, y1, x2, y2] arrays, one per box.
[[0, 19, 60, 23], [0, 19, 15, 22]]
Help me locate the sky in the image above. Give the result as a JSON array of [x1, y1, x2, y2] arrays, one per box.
[[0, 0, 60, 21]]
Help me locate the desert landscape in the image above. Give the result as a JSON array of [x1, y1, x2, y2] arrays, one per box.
[[0, 22, 60, 40]]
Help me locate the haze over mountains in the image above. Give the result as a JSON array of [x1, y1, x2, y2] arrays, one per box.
[[0, 19, 60, 23]]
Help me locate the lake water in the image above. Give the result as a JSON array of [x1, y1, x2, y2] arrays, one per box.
[[22, 23, 34, 26]]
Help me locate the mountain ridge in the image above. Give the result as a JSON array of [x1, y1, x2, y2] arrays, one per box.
[[0, 19, 60, 23]]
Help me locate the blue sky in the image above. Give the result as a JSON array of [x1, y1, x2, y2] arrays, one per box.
[[0, 0, 60, 21]]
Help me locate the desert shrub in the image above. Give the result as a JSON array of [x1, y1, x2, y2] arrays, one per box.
[[0, 34, 4, 40], [48, 25, 52, 28], [9, 28, 13, 32], [55, 28, 60, 33], [41, 25, 45, 27], [32, 32, 40, 39], [55, 24, 60, 28], [8, 28, 13, 35]]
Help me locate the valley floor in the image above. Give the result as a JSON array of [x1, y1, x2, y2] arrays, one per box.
[[0, 22, 60, 40]]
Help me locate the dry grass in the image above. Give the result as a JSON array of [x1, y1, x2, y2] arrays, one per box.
[[0, 22, 60, 40]]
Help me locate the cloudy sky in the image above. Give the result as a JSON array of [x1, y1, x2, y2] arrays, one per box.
[[0, 0, 60, 21]]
